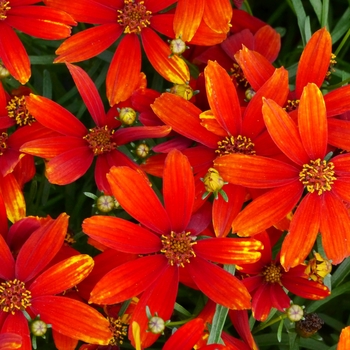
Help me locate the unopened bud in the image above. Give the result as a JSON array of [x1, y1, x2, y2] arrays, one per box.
[[119, 107, 137, 126], [169, 38, 187, 55], [169, 84, 194, 100]]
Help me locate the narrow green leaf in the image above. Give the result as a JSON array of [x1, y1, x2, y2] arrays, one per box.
[[290, 0, 308, 45], [321, 0, 329, 28], [277, 319, 284, 342], [309, 0, 322, 25], [331, 257, 350, 287], [42, 69, 52, 99], [174, 303, 192, 318], [331, 8, 350, 44]]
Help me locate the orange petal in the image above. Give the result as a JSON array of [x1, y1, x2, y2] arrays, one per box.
[[214, 154, 300, 188], [173, 0, 205, 42], [107, 166, 171, 235], [52, 330, 78, 350], [0, 173, 26, 223], [1, 312, 31, 349], [188, 18, 228, 46], [141, 27, 190, 84], [280, 193, 321, 271], [89, 255, 167, 305], [195, 237, 262, 264], [0, 234, 15, 280], [0, 23, 30, 84], [204, 60, 242, 135], [295, 28, 332, 98], [262, 98, 310, 165], [328, 118, 350, 151], [254, 25, 281, 63], [233, 181, 303, 236], [199, 110, 227, 137], [163, 150, 195, 232], [320, 191, 350, 265], [107, 34, 141, 106], [298, 83, 327, 160], [0, 333, 22, 349], [203, 0, 232, 35], [31, 296, 112, 345], [324, 84, 350, 117], [30, 254, 94, 297], [187, 256, 251, 309], [338, 326, 350, 350]]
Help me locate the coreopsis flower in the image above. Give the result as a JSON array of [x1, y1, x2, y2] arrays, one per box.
[[0, 0, 76, 84], [0, 213, 113, 348], [43, 0, 189, 106], [148, 60, 288, 237], [214, 83, 350, 270], [236, 232, 330, 321], [20, 63, 171, 194], [83, 149, 263, 348]]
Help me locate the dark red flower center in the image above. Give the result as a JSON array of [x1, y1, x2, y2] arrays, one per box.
[[7, 96, 36, 126], [299, 158, 336, 195], [117, 0, 152, 34], [284, 99, 300, 112], [0, 132, 8, 156], [161, 231, 197, 267], [0, 279, 32, 315], [0, 1, 10, 20], [262, 264, 282, 284], [216, 135, 255, 156], [231, 62, 249, 88], [83, 126, 117, 155], [108, 316, 128, 345]]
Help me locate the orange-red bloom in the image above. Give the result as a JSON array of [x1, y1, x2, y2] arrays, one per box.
[[0, 0, 75, 83], [20, 63, 171, 194], [44, 0, 189, 105], [0, 213, 112, 348], [83, 149, 262, 348], [214, 83, 350, 270]]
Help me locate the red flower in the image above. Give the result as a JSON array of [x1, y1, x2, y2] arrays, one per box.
[[214, 83, 350, 269], [82, 149, 263, 348], [0, 0, 75, 83], [20, 63, 171, 194], [0, 213, 112, 347], [237, 232, 330, 321], [44, 0, 189, 106]]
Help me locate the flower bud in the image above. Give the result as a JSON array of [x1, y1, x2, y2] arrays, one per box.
[[148, 316, 165, 334], [203, 168, 225, 193], [96, 195, 116, 213], [286, 304, 304, 322], [169, 38, 187, 55], [169, 84, 194, 100], [119, 107, 137, 126]]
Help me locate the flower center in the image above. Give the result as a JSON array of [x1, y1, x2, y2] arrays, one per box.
[[325, 53, 337, 81], [0, 132, 8, 156], [117, 0, 152, 34], [0, 279, 32, 315], [216, 135, 255, 156], [161, 231, 197, 267], [262, 264, 282, 284], [83, 126, 116, 155], [284, 99, 300, 112], [6, 96, 36, 126], [108, 316, 128, 345], [299, 159, 336, 195], [231, 62, 249, 88], [0, 0, 10, 20]]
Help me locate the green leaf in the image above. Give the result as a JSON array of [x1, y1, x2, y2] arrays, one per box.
[[290, 0, 308, 45], [277, 319, 284, 342], [331, 8, 350, 44], [174, 303, 192, 318], [309, 0, 322, 25], [331, 257, 350, 288]]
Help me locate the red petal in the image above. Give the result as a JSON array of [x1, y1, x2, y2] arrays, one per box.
[[66, 63, 106, 126], [324, 84, 350, 117], [280, 193, 321, 270], [254, 25, 281, 62], [243, 67, 289, 139], [327, 118, 350, 151], [25, 94, 87, 137], [251, 284, 277, 321], [1, 312, 31, 350], [320, 191, 350, 265], [31, 296, 112, 344], [55, 24, 123, 63], [163, 150, 194, 232], [0, 332, 22, 349], [195, 237, 262, 264], [214, 154, 300, 188], [107, 166, 171, 235], [163, 318, 205, 350], [89, 255, 167, 305], [15, 213, 68, 282], [188, 256, 251, 309], [52, 330, 79, 350], [145, 0, 177, 13], [45, 147, 93, 185], [129, 265, 179, 348], [233, 181, 303, 236], [82, 216, 162, 254], [30, 255, 94, 297], [173, 0, 204, 42], [262, 98, 310, 165], [6, 6, 75, 39], [0, 234, 15, 280], [212, 184, 246, 237], [107, 34, 141, 106], [0, 23, 30, 84], [298, 83, 327, 159], [203, 0, 232, 35], [295, 28, 332, 98], [151, 93, 220, 148], [204, 60, 242, 135], [141, 28, 190, 84]]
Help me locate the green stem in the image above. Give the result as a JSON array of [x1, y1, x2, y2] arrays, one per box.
[[166, 317, 195, 327], [252, 314, 288, 334], [243, 1, 253, 15], [334, 28, 350, 57]]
